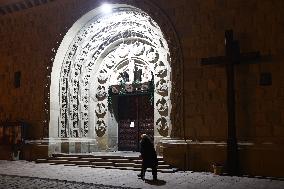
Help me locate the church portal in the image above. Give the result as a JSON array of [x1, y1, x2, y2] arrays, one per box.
[[49, 3, 172, 153]]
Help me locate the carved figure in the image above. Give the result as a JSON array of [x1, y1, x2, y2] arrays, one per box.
[[95, 119, 107, 137], [156, 79, 168, 96], [96, 85, 107, 100], [156, 97, 168, 115], [95, 102, 107, 118], [156, 117, 168, 137]]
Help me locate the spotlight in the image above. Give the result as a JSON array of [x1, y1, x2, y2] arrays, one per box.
[[101, 4, 112, 14]]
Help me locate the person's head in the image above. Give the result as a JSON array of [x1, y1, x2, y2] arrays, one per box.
[[141, 134, 147, 139]]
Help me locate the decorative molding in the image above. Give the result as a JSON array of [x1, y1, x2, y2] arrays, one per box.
[[48, 0, 183, 140]]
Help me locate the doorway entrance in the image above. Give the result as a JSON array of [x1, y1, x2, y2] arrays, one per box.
[[117, 93, 154, 151], [49, 3, 180, 154]]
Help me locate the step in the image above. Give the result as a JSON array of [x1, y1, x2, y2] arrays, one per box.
[[48, 159, 69, 164], [114, 162, 135, 167], [36, 153, 175, 172], [158, 164, 171, 169], [50, 156, 80, 161], [124, 156, 141, 160], [52, 154, 94, 158], [157, 157, 163, 161], [159, 168, 178, 173], [109, 159, 132, 163], [80, 157, 105, 162], [92, 162, 114, 166], [132, 164, 171, 169], [78, 165, 93, 168], [132, 159, 142, 164], [49, 163, 77, 166], [62, 164, 77, 166], [133, 164, 142, 168], [94, 155, 123, 159], [35, 159, 49, 163], [114, 167, 141, 171], [68, 160, 91, 165], [91, 165, 115, 169]]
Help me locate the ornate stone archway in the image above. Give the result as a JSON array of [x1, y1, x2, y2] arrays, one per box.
[[49, 2, 183, 153]]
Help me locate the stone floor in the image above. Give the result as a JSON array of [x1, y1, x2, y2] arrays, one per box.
[[0, 160, 284, 189]]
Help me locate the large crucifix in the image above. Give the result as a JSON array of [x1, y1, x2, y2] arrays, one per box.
[[201, 30, 260, 176]]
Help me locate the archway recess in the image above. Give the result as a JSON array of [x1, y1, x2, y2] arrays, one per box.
[[49, 3, 181, 153]]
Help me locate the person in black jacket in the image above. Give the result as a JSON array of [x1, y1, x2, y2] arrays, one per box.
[[138, 134, 158, 181]]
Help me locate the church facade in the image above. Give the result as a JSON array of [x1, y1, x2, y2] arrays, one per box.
[[0, 0, 284, 177]]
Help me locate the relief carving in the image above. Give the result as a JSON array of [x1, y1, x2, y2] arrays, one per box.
[[95, 102, 107, 118], [96, 85, 107, 100], [156, 97, 168, 116], [156, 117, 169, 137], [156, 79, 168, 96], [95, 119, 107, 137], [56, 1, 183, 139]]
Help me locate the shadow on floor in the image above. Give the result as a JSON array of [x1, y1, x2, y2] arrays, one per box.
[[144, 179, 166, 186]]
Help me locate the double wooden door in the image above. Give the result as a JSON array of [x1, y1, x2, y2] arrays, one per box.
[[118, 94, 154, 151]]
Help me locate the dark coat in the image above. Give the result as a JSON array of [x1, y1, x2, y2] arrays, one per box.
[[140, 136, 158, 168]]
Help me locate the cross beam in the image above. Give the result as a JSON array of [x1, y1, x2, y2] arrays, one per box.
[[201, 30, 260, 176]]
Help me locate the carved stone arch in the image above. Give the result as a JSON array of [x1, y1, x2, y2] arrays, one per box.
[[49, 1, 183, 152], [108, 0, 184, 138]]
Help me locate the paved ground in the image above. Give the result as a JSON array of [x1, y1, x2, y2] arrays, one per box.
[[0, 174, 131, 189], [0, 160, 284, 189]]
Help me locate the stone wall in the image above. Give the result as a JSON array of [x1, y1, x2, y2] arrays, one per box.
[[1, 0, 284, 176], [157, 0, 284, 142]]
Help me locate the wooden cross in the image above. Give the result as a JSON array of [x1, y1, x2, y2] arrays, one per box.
[[201, 30, 260, 176]]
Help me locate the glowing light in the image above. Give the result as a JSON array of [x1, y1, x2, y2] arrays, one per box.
[[101, 4, 112, 14]]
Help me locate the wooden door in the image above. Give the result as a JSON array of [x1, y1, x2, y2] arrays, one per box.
[[118, 94, 154, 151]]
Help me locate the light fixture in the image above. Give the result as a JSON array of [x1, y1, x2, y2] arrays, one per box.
[[101, 3, 112, 14]]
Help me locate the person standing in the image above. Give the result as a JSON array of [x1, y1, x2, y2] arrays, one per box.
[[138, 134, 158, 181]]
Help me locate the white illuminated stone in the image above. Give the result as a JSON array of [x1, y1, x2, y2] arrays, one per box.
[[50, 4, 173, 143], [101, 4, 112, 14]]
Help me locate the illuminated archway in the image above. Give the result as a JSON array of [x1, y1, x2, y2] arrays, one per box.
[[49, 3, 182, 152]]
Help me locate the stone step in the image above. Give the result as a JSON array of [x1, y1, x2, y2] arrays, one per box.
[[92, 161, 114, 166], [52, 154, 94, 158], [35, 159, 49, 163], [78, 165, 93, 168], [36, 153, 175, 172], [94, 155, 126, 159], [132, 159, 166, 164], [112, 167, 141, 171], [89, 165, 176, 173], [158, 164, 171, 169], [50, 156, 80, 161], [62, 164, 77, 166], [132, 164, 171, 169], [48, 159, 69, 164], [42, 159, 171, 168], [159, 168, 178, 173], [80, 157, 105, 162], [123, 156, 141, 160], [49, 163, 77, 166], [92, 165, 115, 169], [114, 162, 135, 167], [107, 158, 132, 163], [133, 164, 141, 168], [68, 161, 91, 165]]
